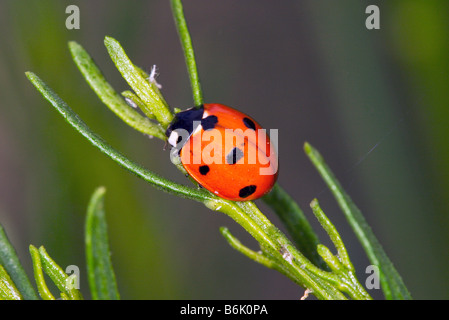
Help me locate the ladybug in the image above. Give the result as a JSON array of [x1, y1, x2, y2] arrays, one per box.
[[165, 103, 278, 201]]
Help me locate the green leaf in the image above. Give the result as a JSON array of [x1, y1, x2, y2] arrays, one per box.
[[26, 28, 373, 299], [304, 142, 412, 300], [29, 245, 55, 300], [69, 41, 166, 140], [0, 264, 22, 300], [37, 246, 83, 300], [170, 0, 203, 106], [25, 71, 213, 203], [310, 199, 353, 272], [310, 199, 372, 300], [0, 224, 38, 300], [121, 90, 155, 119], [104, 36, 173, 127], [263, 184, 326, 269], [85, 186, 120, 300], [219, 227, 280, 270]]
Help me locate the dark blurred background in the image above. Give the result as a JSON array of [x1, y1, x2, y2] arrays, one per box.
[[0, 0, 448, 299]]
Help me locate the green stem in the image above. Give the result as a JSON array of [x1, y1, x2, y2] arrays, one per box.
[[220, 226, 308, 288], [219, 227, 281, 270], [170, 0, 203, 106], [310, 198, 353, 272], [302, 199, 370, 299], [304, 141, 411, 300], [206, 199, 347, 300], [263, 184, 325, 269], [25, 72, 212, 203], [0, 224, 38, 300]]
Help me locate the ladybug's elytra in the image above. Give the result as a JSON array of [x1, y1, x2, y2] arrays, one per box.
[[166, 103, 278, 201]]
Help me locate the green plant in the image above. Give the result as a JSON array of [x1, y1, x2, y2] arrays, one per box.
[[0, 187, 117, 300], [0, 0, 411, 300]]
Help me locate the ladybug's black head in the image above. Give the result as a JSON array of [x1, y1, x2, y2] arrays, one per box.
[[165, 105, 204, 148]]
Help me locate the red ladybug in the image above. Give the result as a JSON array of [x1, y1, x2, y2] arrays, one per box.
[[166, 103, 278, 201]]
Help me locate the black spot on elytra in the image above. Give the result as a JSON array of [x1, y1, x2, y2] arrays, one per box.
[[226, 147, 244, 165], [239, 185, 257, 198], [243, 117, 256, 131], [201, 115, 218, 131], [199, 165, 210, 175]]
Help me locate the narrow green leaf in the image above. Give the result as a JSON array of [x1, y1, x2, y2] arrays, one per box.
[[38, 246, 83, 300], [304, 142, 412, 300], [219, 227, 279, 270], [310, 199, 353, 272], [316, 244, 343, 274], [219, 226, 311, 291], [60, 292, 70, 300], [263, 184, 326, 269], [104, 36, 173, 127], [134, 65, 169, 108], [69, 41, 166, 139], [0, 224, 38, 300], [170, 0, 203, 106], [85, 186, 120, 300], [25, 71, 213, 203], [29, 245, 55, 300], [121, 90, 155, 119], [0, 265, 22, 300], [206, 199, 347, 300]]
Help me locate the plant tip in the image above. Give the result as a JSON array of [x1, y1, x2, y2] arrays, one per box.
[[303, 141, 311, 153]]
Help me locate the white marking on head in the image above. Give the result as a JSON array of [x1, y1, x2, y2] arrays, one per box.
[[168, 131, 179, 147]]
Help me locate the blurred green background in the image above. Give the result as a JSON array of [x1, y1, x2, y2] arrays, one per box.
[[0, 0, 448, 299]]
